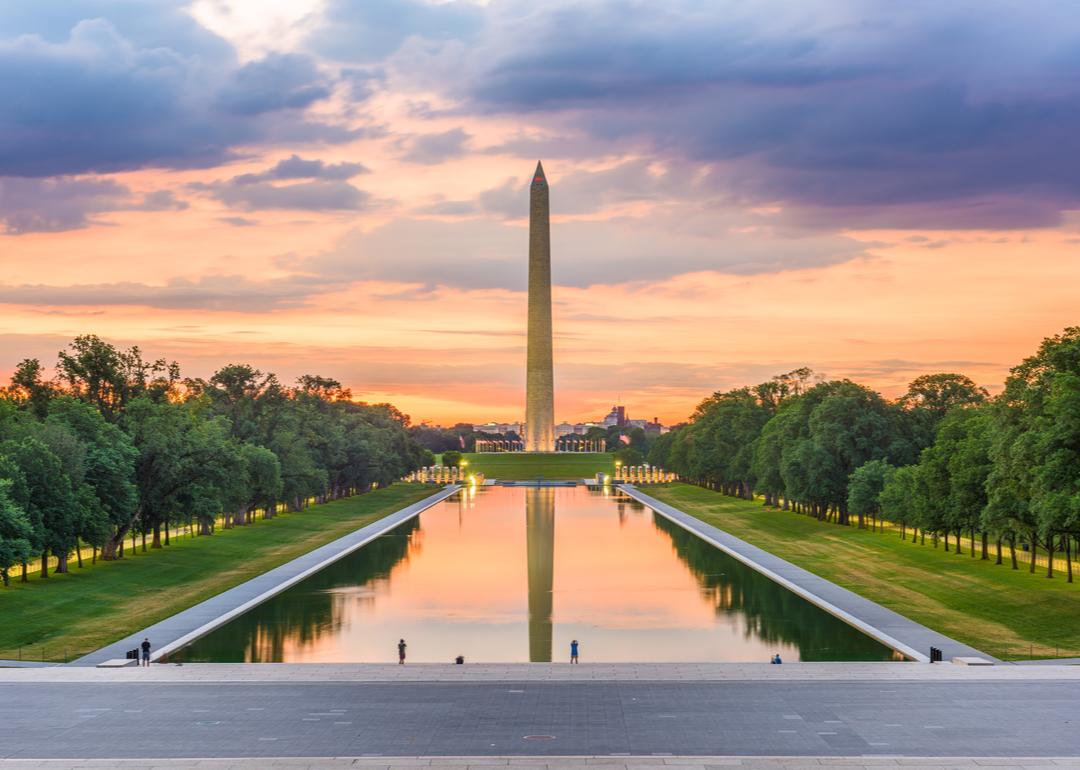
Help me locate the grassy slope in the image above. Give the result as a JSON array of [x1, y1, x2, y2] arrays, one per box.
[[0, 484, 436, 662], [461, 452, 615, 480], [646, 483, 1080, 660]]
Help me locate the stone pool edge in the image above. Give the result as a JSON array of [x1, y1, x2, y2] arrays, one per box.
[[74, 485, 461, 667], [621, 485, 996, 664]]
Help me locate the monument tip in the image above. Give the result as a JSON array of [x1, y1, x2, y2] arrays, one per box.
[[532, 160, 546, 185]]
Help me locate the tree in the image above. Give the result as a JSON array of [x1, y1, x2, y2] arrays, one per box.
[[44, 397, 137, 559], [613, 446, 644, 466], [0, 479, 33, 586], [899, 373, 988, 449], [5, 359, 54, 417], [880, 464, 918, 540], [987, 327, 1080, 579], [847, 459, 892, 530], [1, 437, 78, 576], [442, 450, 463, 468]]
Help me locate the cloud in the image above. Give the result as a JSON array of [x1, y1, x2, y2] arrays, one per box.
[[400, 128, 472, 165], [191, 156, 371, 212], [399, 0, 1080, 229], [219, 216, 258, 227], [213, 53, 331, 115], [0, 176, 185, 234], [306, 0, 482, 63], [130, 190, 189, 212], [235, 154, 368, 182], [0, 274, 332, 311], [0, 18, 341, 177], [209, 180, 370, 211], [304, 207, 870, 290]]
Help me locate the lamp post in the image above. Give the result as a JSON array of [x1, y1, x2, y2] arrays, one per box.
[[615, 459, 623, 480]]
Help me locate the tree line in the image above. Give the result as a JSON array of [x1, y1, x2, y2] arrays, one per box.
[[648, 327, 1080, 581], [0, 335, 431, 586]]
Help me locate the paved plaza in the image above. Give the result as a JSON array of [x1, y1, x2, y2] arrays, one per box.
[[1, 665, 1078, 761], [1, 757, 1080, 770]]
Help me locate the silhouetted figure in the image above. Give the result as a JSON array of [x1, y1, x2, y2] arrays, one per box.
[[398, 639, 407, 664], [140, 638, 151, 667], [570, 639, 579, 664]]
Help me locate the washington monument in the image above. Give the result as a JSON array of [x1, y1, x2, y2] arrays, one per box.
[[525, 161, 555, 452]]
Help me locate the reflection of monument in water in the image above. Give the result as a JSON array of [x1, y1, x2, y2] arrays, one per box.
[[524, 161, 555, 452], [525, 486, 555, 661]]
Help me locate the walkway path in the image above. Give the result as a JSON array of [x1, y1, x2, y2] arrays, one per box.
[[1, 676, 1077, 758], [75, 486, 460, 666], [1, 758, 1079, 770], [4, 662, 1080, 683], [621, 486, 990, 663]]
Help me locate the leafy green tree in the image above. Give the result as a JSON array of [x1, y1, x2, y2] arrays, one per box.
[[442, 450, 463, 468], [44, 397, 137, 560], [847, 459, 892, 530], [56, 336, 178, 420], [1, 437, 78, 576], [880, 464, 919, 540], [224, 443, 283, 526], [0, 479, 33, 586], [613, 446, 644, 466], [5, 359, 54, 417], [988, 327, 1080, 579], [899, 373, 988, 449]]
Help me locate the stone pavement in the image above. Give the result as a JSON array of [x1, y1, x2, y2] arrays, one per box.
[[1, 677, 1078, 759], [75, 486, 459, 666], [1, 758, 1079, 770], [3, 662, 1080, 684], [621, 487, 991, 663]]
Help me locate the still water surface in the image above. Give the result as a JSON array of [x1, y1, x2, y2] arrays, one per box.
[[171, 485, 898, 663]]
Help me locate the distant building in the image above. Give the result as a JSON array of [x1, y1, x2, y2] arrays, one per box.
[[472, 421, 521, 435], [602, 405, 627, 427], [555, 422, 577, 437]]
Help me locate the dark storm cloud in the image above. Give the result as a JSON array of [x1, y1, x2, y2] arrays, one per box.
[[0, 16, 341, 177], [404, 0, 1080, 229]]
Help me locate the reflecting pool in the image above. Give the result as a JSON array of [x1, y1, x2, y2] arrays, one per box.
[[169, 485, 899, 663]]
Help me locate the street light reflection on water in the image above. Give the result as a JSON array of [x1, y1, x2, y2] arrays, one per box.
[[169, 485, 900, 663]]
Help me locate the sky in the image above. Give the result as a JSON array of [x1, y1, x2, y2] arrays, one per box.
[[1, 0, 1079, 426]]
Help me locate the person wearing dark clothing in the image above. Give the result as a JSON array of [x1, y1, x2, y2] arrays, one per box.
[[140, 638, 151, 667], [398, 639, 407, 664], [771, 653, 783, 664], [570, 639, 579, 664]]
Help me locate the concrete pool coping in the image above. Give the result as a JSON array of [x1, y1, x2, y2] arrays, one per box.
[[73, 485, 461, 667], [620, 485, 994, 664]]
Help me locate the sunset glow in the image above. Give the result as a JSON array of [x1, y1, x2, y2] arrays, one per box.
[[3, 2, 1079, 426]]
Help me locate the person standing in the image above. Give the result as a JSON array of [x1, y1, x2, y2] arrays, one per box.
[[570, 639, 579, 664], [398, 638, 407, 665], [140, 638, 151, 667]]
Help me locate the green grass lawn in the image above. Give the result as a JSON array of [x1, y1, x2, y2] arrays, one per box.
[[645, 483, 1080, 660], [460, 452, 615, 480], [0, 484, 436, 662]]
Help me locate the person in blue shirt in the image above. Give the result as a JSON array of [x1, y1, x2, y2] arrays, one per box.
[[570, 639, 579, 664], [771, 653, 783, 664]]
